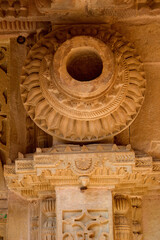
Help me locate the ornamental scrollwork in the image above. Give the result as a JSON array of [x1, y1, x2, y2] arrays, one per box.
[[62, 210, 109, 240]]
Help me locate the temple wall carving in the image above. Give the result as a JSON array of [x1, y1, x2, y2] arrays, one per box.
[[0, 0, 159, 239], [142, 196, 160, 240], [4, 143, 160, 239], [56, 188, 113, 240]]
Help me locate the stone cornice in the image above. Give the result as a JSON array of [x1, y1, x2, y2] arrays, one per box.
[[4, 144, 160, 200]]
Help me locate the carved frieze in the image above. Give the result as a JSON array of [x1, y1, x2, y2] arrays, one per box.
[[0, 0, 159, 35], [21, 25, 146, 142], [4, 144, 160, 200], [0, 20, 37, 32], [34, 0, 160, 13]]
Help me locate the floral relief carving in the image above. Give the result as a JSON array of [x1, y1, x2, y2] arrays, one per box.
[[75, 158, 92, 170], [62, 210, 109, 240], [21, 25, 146, 142]]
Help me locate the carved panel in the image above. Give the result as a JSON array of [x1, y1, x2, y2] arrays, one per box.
[[153, 161, 160, 171], [135, 156, 152, 168], [62, 209, 109, 240], [56, 188, 113, 239]]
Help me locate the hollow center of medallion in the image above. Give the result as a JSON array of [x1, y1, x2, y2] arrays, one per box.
[[66, 48, 103, 82]]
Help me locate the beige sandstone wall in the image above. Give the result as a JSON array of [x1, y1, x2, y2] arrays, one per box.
[[7, 192, 29, 240], [115, 22, 160, 157], [143, 195, 160, 240]]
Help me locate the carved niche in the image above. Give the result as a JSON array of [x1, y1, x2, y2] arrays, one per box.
[[20, 25, 146, 142]]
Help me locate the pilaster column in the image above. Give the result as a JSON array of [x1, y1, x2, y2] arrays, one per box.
[[30, 201, 40, 240], [130, 197, 143, 240], [42, 196, 56, 240], [113, 195, 131, 240]]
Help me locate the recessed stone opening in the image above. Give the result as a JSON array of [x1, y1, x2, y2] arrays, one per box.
[[66, 48, 103, 81]]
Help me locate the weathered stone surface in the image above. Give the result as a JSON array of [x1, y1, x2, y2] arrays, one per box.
[[143, 196, 160, 240], [21, 25, 146, 142], [7, 192, 29, 240], [0, 1, 159, 239]]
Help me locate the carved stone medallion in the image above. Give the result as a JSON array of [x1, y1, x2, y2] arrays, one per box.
[[21, 25, 146, 142]]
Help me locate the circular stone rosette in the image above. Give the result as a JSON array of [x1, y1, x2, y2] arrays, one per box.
[[21, 25, 146, 142], [71, 158, 97, 176]]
